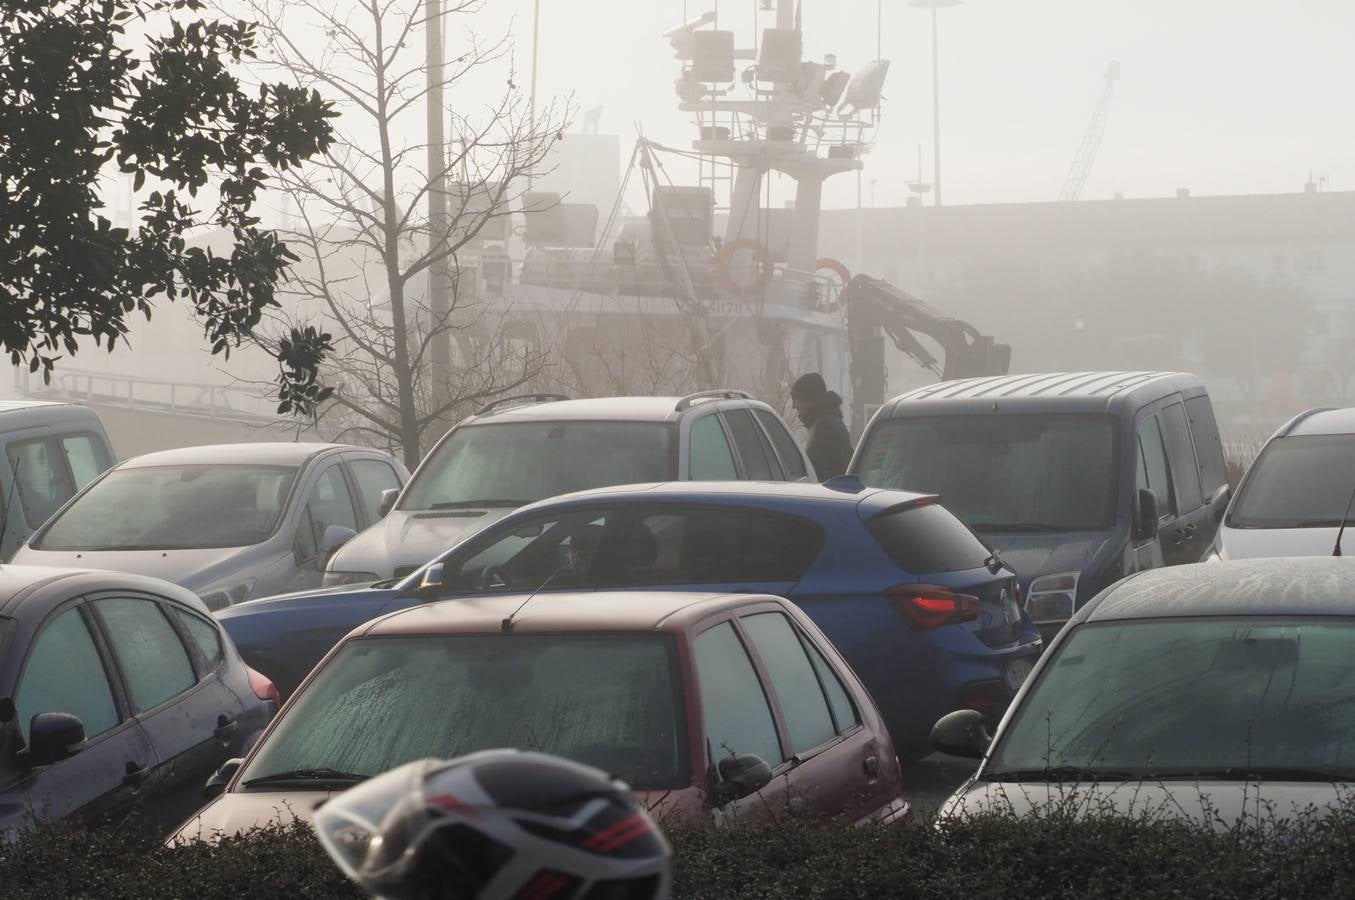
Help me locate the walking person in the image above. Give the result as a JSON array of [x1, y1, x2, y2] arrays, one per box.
[[790, 372, 854, 481]]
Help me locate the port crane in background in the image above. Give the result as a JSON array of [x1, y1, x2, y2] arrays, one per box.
[[1059, 61, 1121, 202]]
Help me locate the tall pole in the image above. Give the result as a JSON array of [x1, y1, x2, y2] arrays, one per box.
[[426, 0, 451, 409], [930, 7, 942, 206], [530, 0, 540, 124]]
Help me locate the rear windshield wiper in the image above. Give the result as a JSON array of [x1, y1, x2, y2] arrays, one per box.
[[429, 499, 529, 510], [1150, 767, 1355, 783], [241, 768, 369, 788], [982, 766, 1138, 783]]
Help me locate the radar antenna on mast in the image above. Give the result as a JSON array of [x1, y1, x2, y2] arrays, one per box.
[[1059, 61, 1120, 202]]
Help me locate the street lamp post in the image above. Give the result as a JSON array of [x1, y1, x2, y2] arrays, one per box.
[[908, 0, 962, 207]]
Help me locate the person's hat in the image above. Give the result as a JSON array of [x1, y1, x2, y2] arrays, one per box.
[[791, 372, 828, 399]]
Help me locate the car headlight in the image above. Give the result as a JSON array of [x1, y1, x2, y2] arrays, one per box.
[[322, 571, 380, 588], [198, 578, 258, 612], [1025, 572, 1079, 624]]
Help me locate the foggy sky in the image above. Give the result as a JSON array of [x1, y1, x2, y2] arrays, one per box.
[[473, 0, 1355, 210]]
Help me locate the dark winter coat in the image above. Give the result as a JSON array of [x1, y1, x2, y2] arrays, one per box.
[[801, 392, 854, 481]]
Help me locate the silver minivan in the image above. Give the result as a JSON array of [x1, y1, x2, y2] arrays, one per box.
[[12, 442, 408, 609]]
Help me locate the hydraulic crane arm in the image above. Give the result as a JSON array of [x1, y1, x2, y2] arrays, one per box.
[[846, 274, 1011, 432]]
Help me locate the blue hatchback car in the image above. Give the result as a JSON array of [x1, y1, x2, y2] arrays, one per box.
[[217, 479, 1042, 759]]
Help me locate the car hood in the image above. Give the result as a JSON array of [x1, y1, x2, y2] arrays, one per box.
[[942, 778, 1349, 828], [171, 786, 704, 844], [328, 507, 515, 576], [976, 532, 1109, 587], [217, 582, 401, 619], [1218, 524, 1344, 560], [10, 544, 266, 592]]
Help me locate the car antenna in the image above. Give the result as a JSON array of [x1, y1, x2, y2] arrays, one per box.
[[501, 566, 564, 632], [1334, 488, 1355, 557]]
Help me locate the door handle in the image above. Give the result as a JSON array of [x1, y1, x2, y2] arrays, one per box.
[[122, 761, 148, 790], [863, 755, 881, 778], [214, 715, 239, 741]]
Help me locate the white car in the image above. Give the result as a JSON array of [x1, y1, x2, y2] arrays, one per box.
[[323, 391, 816, 584], [1212, 407, 1355, 560]]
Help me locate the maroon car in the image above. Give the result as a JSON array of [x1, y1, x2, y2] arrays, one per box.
[[171, 590, 906, 840]]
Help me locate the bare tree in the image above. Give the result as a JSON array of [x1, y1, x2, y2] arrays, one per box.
[[237, 0, 571, 468]]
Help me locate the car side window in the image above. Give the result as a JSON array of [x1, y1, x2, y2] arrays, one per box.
[[300, 466, 360, 560], [1185, 396, 1228, 497], [9, 438, 74, 528], [97, 597, 197, 712], [802, 636, 859, 734], [722, 409, 783, 481], [605, 507, 825, 585], [741, 613, 837, 754], [15, 607, 119, 742], [173, 607, 224, 674], [1160, 403, 1204, 513], [60, 434, 107, 492], [350, 459, 402, 522], [754, 409, 807, 480], [450, 510, 613, 592], [693, 622, 783, 765], [1137, 414, 1175, 517], [689, 414, 738, 480]]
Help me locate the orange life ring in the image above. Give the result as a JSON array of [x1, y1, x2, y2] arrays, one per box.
[[713, 238, 774, 298], [815, 258, 851, 312]]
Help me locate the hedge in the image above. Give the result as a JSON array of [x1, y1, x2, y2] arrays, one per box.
[[4, 800, 1355, 899]]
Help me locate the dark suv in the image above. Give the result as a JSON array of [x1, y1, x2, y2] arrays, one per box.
[[852, 372, 1230, 642]]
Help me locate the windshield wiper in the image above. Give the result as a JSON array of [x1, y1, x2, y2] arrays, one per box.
[[429, 499, 529, 510], [974, 523, 1063, 533], [241, 768, 369, 788], [1150, 767, 1355, 783], [982, 766, 1138, 783]]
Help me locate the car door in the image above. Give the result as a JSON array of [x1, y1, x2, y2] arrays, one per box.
[[345, 455, 407, 526], [10, 603, 156, 829], [289, 462, 363, 591], [683, 411, 739, 480], [721, 407, 785, 481], [1158, 400, 1211, 563], [689, 618, 790, 823], [91, 594, 241, 832], [736, 608, 892, 822], [1135, 410, 1179, 568], [753, 407, 812, 482], [596, 504, 824, 600]]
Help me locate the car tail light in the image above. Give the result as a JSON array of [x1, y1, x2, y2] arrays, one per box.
[[246, 666, 281, 707], [887, 584, 980, 631]]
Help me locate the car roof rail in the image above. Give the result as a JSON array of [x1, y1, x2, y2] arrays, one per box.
[[675, 389, 754, 412], [476, 393, 572, 416]]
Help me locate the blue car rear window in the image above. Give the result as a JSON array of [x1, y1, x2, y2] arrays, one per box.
[[868, 503, 992, 574]]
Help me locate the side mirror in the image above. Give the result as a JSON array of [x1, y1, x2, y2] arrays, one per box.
[[321, 524, 357, 557], [715, 753, 774, 804], [418, 562, 446, 591], [1208, 484, 1231, 524], [930, 709, 992, 760], [22, 712, 86, 767], [378, 488, 400, 518], [1133, 488, 1160, 542], [203, 758, 243, 800]]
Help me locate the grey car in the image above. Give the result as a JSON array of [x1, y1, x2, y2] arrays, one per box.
[[323, 390, 815, 585], [12, 443, 409, 610], [932, 557, 1355, 827]]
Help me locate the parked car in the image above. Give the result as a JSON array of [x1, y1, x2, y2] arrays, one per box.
[[323, 391, 815, 585], [0, 566, 278, 837], [12, 443, 409, 610], [932, 558, 1355, 826], [219, 480, 1041, 759], [851, 371, 1230, 643], [0, 401, 115, 561], [1211, 407, 1355, 560], [173, 589, 906, 842]]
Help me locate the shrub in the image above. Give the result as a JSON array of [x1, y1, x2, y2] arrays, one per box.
[[4, 800, 1355, 900]]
